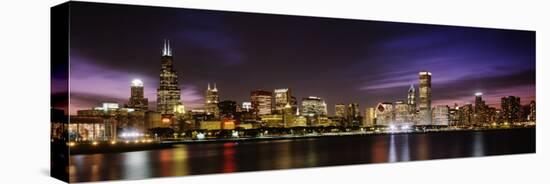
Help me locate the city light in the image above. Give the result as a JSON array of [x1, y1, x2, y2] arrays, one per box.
[[475, 92, 483, 96], [92, 141, 98, 146], [131, 79, 143, 87]]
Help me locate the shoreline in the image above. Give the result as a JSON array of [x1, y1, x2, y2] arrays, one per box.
[[68, 126, 535, 155]]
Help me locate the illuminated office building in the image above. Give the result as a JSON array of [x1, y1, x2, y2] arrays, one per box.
[[364, 107, 375, 127], [347, 103, 361, 126], [501, 96, 521, 123], [205, 83, 220, 117], [156, 39, 182, 115], [128, 79, 149, 111], [394, 101, 410, 125], [459, 104, 474, 126], [407, 84, 416, 113], [301, 96, 328, 116], [274, 88, 291, 114], [375, 102, 393, 126], [251, 90, 273, 116], [433, 105, 450, 126], [335, 104, 346, 118], [418, 71, 432, 125]]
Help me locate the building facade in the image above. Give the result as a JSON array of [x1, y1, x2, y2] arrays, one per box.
[[301, 96, 328, 116], [128, 79, 149, 111], [407, 84, 416, 113], [274, 88, 291, 114], [501, 96, 521, 123], [156, 40, 182, 115], [347, 103, 361, 126], [394, 101, 410, 125], [251, 90, 273, 116], [418, 71, 432, 125], [364, 107, 375, 127], [335, 104, 346, 118], [433, 105, 450, 126], [205, 83, 220, 117], [375, 102, 393, 126]]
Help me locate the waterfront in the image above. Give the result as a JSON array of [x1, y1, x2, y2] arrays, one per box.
[[69, 128, 535, 182]]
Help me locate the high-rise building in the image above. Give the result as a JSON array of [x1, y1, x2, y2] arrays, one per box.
[[283, 103, 294, 127], [375, 102, 393, 126], [364, 107, 375, 127], [335, 104, 346, 118], [407, 84, 416, 113], [449, 103, 460, 126], [251, 90, 273, 116], [242, 102, 252, 112], [301, 96, 328, 116], [474, 92, 488, 125], [418, 71, 432, 125], [156, 40, 182, 115], [218, 100, 237, 119], [529, 101, 536, 121], [501, 96, 521, 123], [459, 104, 474, 126], [346, 103, 361, 126], [128, 79, 148, 111], [205, 83, 220, 117], [394, 101, 410, 125], [274, 88, 291, 114], [433, 105, 450, 126]]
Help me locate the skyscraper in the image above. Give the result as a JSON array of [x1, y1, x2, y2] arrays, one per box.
[[433, 105, 450, 126], [283, 103, 294, 127], [251, 90, 273, 116], [301, 96, 328, 116], [205, 83, 220, 117], [418, 71, 432, 125], [274, 88, 291, 114], [407, 84, 416, 113], [375, 102, 393, 126], [501, 96, 521, 123], [334, 104, 346, 118], [128, 79, 148, 111], [394, 101, 410, 125], [364, 107, 375, 127], [347, 103, 361, 126], [459, 104, 474, 126], [218, 100, 237, 119], [156, 40, 182, 115], [474, 92, 488, 125]]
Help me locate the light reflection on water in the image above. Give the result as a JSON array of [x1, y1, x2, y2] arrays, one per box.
[[69, 130, 534, 183]]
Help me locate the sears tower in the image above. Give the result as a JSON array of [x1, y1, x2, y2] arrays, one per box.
[[156, 40, 182, 115]]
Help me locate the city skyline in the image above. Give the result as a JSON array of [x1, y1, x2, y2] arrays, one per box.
[[56, 3, 535, 115]]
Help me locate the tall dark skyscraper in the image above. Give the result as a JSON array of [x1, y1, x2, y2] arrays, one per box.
[[128, 79, 148, 111], [407, 84, 416, 113], [474, 92, 488, 125], [156, 40, 182, 115], [501, 96, 521, 123], [218, 100, 236, 119], [205, 83, 220, 117], [346, 103, 360, 126], [418, 71, 432, 125]]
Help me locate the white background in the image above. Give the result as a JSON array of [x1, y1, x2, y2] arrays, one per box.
[[0, 0, 548, 183]]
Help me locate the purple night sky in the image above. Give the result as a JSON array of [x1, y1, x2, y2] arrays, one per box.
[[56, 2, 535, 115]]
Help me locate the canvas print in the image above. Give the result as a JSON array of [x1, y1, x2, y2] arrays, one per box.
[[51, 2, 536, 183]]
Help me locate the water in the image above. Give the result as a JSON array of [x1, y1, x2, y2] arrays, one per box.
[[69, 128, 535, 182]]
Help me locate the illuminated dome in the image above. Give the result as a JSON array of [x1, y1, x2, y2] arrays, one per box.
[[475, 92, 483, 96], [131, 79, 143, 87]]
